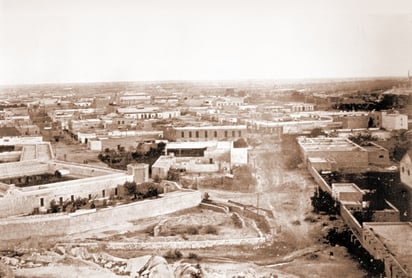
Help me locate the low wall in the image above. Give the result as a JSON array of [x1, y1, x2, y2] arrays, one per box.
[[0, 190, 202, 240], [308, 165, 331, 193], [340, 205, 363, 241], [105, 237, 265, 250]]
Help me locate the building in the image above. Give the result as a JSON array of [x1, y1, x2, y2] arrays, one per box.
[[400, 150, 412, 188], [363, 142, 391, 166], [284, 102, 315, 112], [163, 125, 247, 142], [333, 113, 370, 129], [152, 155, 176, 180], [298, 137, 369, 172], [165, 140, 247, 169], [331, 183, 364, 203], [118, 92, 151, 106], [382, 112, 408, 130], [214, 97, 244, 108], [116, 107, 180, 120], [370, 111, 408, 130]]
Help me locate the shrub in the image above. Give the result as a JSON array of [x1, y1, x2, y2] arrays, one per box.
[[49, 200, 60, 213], [204, 225, 218, 235], [186, 225, 199, 235], [164, 249, 183, 260], [188, 252, 201, 260]]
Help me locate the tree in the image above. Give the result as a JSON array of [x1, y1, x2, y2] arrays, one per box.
[[124, 181, 137, 199]]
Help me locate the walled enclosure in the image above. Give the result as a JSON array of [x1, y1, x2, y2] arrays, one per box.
[[0, 190, 202, 240], [0, 160, 133, 217]]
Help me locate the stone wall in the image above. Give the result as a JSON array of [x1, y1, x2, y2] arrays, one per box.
[[0, 190, 202, 240]]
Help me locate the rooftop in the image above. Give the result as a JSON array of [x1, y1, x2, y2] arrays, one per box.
[[332, 183, 364, 194], [173, 125, 247, 131], [298, 137, 364, 152]]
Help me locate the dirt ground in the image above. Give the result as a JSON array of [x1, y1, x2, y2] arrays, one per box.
[[0, 138, 368, 277]]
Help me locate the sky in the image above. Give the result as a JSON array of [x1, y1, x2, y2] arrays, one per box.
[[0, 0, 412, 85]]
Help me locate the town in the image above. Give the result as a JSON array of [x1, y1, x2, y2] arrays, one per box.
[[0, 78, 411, 277]]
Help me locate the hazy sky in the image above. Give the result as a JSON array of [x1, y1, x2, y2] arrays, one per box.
[[0, 0, 412, 85]]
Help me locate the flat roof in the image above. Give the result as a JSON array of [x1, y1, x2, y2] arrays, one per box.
[[332, 183, 364, 193], [173, 125, 247, 131], [365, 222, 412, 272], [167, 141, 217, 150], [298, 137, 364, 152]]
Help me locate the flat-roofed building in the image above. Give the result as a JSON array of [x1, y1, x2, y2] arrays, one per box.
[[163, 125, 247, 142], [117, 107, 180, 120], [332, 183, 364, 203], [298, 137, 369, 172]]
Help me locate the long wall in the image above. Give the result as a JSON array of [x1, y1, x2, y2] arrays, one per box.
[[0, 161, 50, 179], [0, 190, 202, 240], [0, 173, 133, 218]]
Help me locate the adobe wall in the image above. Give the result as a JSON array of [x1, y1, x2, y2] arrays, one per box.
[[340, 205, 363, 241], [0, 190, 202, 240], [305, 150, 368, 170], [48, 161, 121, 177], [308, 165, 332, 193], [0, 151, 21, 162], [362, 224, 409, 278], [0, 161, 49, 179], [0, 173, 133, 218]]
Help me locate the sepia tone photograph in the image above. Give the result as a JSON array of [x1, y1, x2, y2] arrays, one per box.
[[0, 0, 411, 277]]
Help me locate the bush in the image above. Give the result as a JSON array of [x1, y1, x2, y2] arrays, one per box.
[[164, 249, 183, 260], [188, 252, 201, 260], [204, 225, 218, 235], [186, 225, 199, 235], [49, 200, 60, 213]]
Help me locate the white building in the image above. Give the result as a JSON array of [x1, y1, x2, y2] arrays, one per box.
[[382, 112, 408, 130]]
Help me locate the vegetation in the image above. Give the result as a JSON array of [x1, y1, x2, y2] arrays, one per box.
[[348, 133, 379, 146], [164, 249, 183, 260], [98, 142, 166, 170], [122, 181, 163, 200], [326, 227, 385, 277], [310, 188, 340, 215]]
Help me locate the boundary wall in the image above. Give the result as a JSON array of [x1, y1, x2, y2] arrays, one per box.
[[0, 190, 201, 240]]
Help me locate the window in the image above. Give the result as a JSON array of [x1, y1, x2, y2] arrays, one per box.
[[189, 131, 192, 138], [59, 197, 63, 205], [115, 188, 118, 196], [102, 190, 105, 197], [238, 130, 242, 137], [214, 131, 217, 137], [224, 131, 228, 137], [196, 131, 199, 138], [402, 166, 405, 173], [181, 131, 184, 138], [379, 155, 384, 158], [40, 198, 44, 207], [71, 195, 74, 201], [232, 130, 235, 137], [205, 131, 208, 138]]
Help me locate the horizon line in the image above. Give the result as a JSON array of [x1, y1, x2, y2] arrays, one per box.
[[0, 75, 409, 88]]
